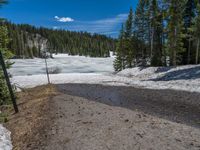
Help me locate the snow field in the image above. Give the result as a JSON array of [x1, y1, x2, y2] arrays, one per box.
[[9, 54, 200, 92]]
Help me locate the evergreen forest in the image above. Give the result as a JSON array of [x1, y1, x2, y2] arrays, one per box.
[[114, 0, 200, 71], [0, 21, 117, 58]]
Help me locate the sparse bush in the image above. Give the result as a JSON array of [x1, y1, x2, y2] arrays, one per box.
[[48, 66, 62, 74]]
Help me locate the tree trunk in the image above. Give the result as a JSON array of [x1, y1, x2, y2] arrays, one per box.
[[173, 28, 177, 66], [151, 28, 154, 60], [196, 38, 200, 64], [173, 49, 176, 66], [187, 38, 191, 64]]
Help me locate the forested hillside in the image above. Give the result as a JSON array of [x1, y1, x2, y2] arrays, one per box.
[[0, 21, 116, 58], [114, 0, 200, 71]]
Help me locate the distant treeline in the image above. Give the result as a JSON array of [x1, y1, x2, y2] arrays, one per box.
[[0, 21, 117, 58]]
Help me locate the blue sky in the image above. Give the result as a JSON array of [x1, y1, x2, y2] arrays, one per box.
[[0, 0, 138, 37]]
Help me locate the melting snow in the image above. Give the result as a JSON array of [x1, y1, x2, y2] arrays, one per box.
[[9, 55, 200, 93], [9, 54, 115, 76], [0, 124, 12, 150], [6, 55, 200, 148]]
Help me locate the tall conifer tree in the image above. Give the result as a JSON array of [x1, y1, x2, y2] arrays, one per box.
[[135, 0, 150, 59], [114, 24, 125, 71], [149, 0, 163, 66], [183, 0, 196, 64], [166, 0, 186, 66], [0, 0, 14, 104], [124, 7, 134, 68]]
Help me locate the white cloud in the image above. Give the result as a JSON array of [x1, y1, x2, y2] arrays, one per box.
[[53, 13, 128, 37], [93, 13, 128, 24], [54, 16, 74, 22], [53, 26, 58, 29]]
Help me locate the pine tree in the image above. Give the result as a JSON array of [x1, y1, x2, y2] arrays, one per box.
[[134, 0, 151, 65], [165, 0, 186, 66], [114, 25, 125, 71], [0, 1, 10, 104], [0, 26, 13, 104], [124, 7, 134, 68], [149, 0, 163, 66], [183, 0, 196, 64]]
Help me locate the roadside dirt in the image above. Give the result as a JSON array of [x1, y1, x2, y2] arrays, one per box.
[[6, 84, 200, 150], [5, 85, 58, 150]]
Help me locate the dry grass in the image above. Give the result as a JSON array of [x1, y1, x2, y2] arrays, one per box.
[[5, 84, 58, 150]]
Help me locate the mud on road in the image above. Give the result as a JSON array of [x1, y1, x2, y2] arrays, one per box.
[[6, 84, 200, 150]]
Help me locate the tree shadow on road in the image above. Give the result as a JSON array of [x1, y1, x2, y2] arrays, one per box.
[[57, 84, 200, 129]]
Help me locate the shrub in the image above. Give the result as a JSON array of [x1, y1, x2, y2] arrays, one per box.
[[48, 66, 62, 74]]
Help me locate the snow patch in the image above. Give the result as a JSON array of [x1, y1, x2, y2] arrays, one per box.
[[118, 67, 158, 78], [109, 51, 116, 58], [0, 124, 12, 150]]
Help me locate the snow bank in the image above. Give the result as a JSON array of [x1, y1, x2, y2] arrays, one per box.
[[0, 125, 12, 150], [118, 65, 200, 80], [116, 65, 200, 92], [9, 54, 200, 93], [118, 67, 158, 78], [12, 65, 200, 93]]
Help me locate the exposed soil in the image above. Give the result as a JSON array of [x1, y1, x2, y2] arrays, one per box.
[[5, 85, 58, 150], [6, 84, 200, 150]]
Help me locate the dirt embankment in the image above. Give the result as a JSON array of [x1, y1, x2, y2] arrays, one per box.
[[5, 85, 58, 150], [5, 84, 200, 150]]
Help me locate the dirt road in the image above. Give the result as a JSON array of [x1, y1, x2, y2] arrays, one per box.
[[6, 84, 200, 150]]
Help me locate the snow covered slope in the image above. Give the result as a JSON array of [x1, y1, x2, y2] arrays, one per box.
[[11, 64, 200, 93], [116, 65, 200, 92], [118, 65, 200, 80], [0, 125, 12, 150]]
